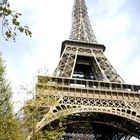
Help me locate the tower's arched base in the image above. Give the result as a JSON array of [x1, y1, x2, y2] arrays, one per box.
[[61, 112, 139, 140]]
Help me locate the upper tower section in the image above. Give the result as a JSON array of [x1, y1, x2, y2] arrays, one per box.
[[69, 0, 98, 44]]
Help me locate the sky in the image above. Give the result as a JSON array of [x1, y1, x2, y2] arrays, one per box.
[[0, 0, 140, 105], [0, 0, 139, 139]]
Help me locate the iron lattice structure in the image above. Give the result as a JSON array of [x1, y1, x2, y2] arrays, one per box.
[[53, 41, 124, 83], [69, 0, 97, 43], [26, 0, 140, 139]]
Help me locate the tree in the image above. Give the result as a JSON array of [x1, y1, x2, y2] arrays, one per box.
[[0, 58, 65, 140], [0, 53, 25, 140], [18, 83, 66, 140], [0, 0, 32, 41], [0, 1, 33, 139]]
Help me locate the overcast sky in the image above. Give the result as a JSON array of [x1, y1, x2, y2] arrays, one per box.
[[0, 0, 140, 109], [0, 0, 139, 139]]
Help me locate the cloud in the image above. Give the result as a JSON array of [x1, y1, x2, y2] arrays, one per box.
[[1, 0, 140, 98], [1, 0, 74, 90], [88, 0, 140, 84]]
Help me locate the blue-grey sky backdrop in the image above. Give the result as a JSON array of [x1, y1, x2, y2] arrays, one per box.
[[0, 0, 140, 112]]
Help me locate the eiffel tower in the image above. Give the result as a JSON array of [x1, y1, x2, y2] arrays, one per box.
[[27, 0, 140, 139]]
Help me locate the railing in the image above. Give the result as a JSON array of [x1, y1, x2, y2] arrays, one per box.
[[38, 76, 140, 93]]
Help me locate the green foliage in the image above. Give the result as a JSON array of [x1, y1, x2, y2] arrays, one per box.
[[0, 59, 66, 140], [0, 52, 12, 123], [43, 118, 66, 140], [0, 116, 25, 140], [0, 53, 25, 140], [28, 118, 66, 140], [0, 1, 32, 41], [21, 84, 66, 140]]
